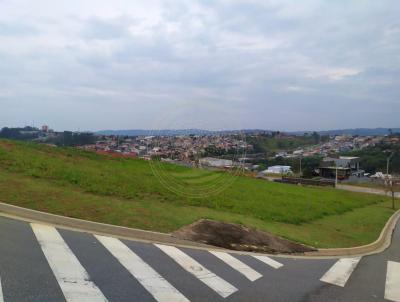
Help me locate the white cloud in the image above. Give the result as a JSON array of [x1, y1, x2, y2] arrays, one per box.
[[284, 85, 315, 93], [0, 0, 398, 131], [306, 67, 361, 81]]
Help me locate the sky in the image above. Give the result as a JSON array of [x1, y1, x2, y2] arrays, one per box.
[[0, 0, 399, 131]]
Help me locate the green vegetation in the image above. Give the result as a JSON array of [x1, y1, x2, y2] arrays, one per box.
[[0, 127, 96, 146], [0, 126, 39, 140], [247, 132, 329, 155], [0, 139, 396, 248]]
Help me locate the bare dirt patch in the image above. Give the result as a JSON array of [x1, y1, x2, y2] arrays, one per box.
[[172, 219, 316, 254], [0, 142, 14, 150]]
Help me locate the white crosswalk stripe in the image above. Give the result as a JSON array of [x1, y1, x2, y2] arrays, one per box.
[[385, 261, 400, 302], [31, 223, 108, 302], [155, 244, 238, 298], [320, 257, 361, 287], [252, 255, 283, 269], [209, 251, 262, 281], [95, 235, 189, 302], [0, 276, 4, 302]]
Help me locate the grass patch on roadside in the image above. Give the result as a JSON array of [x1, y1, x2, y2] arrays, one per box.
[[0, 139, 396, 248], [0, 169, 394, 248]]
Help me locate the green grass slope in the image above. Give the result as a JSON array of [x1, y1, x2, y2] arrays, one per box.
[[0, 139, 395, 248]]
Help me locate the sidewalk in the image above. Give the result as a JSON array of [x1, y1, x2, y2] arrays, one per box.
[[337, 184, 400, 198]]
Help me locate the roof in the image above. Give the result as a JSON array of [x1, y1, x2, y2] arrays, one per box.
[[267, 165, 292, 169], [320, 166, 351, 170]]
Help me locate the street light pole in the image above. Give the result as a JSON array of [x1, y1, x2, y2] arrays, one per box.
[[335, 165, 338, 188], [386, 152, 394, 176], [390, 179, 395, 210], [299, 156, 302, 177], [384, 151, 396, 209]]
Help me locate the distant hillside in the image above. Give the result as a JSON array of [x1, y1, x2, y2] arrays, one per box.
[[290, 128, 400, 136], [97, 128, 400, 137], [97, 129, 213, 136], [96, 129, 269, 136], [317, 128, 400, 136]]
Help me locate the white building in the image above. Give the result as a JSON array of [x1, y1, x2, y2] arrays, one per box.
[[199, 157, 233, 168], [292, 150, 304, 156], [262, 165, 292, 174]]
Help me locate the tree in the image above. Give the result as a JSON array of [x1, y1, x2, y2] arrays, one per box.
[[311, 131, 320, 144], [0, 127, 39, 140], [344, 142, 400, 174]]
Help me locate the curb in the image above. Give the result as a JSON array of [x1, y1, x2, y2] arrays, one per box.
[[0, 201, 399, 259], [0, 201, 211, 249]]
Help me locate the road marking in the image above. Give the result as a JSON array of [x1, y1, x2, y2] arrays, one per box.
[[252, 255, 284, 269], [155, 244, 238, 298], [320, 257, 361, 287], [209, 251, 262, 281], [31, 223, 108, 302], [385, 261, 400, 302], [0, 276, 4, 302], [95, 235, 189, 302]]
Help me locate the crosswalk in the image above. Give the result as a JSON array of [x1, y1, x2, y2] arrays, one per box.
[[0, 221, 399, 302], [155, 244, 238, 298], [319, 257, 400, 302], [385, 261, 400, 302], [32, 223, 108, 302], [0, 222, 285, 301], [209, 251, 262, 281], [96, 235, 189, 302], [252, 255, 284, 269], [320, 257, 361, 287]]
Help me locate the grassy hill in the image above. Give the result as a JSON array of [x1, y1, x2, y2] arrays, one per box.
[[0, 139, 395, 248]]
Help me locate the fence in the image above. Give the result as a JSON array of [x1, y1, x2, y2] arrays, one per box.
[[274, 177, 335, 187]]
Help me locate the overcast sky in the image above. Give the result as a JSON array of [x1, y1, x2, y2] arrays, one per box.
[[0, 0, 399, 131]]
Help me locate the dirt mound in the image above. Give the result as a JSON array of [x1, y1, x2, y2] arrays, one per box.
[[172, 219, 316, 254]]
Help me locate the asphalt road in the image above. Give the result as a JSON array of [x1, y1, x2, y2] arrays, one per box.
[[0, 215, 399, 302]]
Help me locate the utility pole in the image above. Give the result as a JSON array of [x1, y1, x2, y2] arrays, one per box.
[[386, 177, 397, 210], [393, 178, 399, 210], [299, 156, 302, 178], [385, 151, 396, 209], [335, 164, 338, 188], [391, 180, 395, 210], [386, 151, 394, 176]]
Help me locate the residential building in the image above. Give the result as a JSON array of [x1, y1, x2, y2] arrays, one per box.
[[263, 165, 292, 175], [318, 156, 362, 179], [199, 157, 233, 168]]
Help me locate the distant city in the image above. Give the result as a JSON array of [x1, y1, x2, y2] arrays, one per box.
[[96, 127, 400, 137], [1, 125, 399, 185]]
